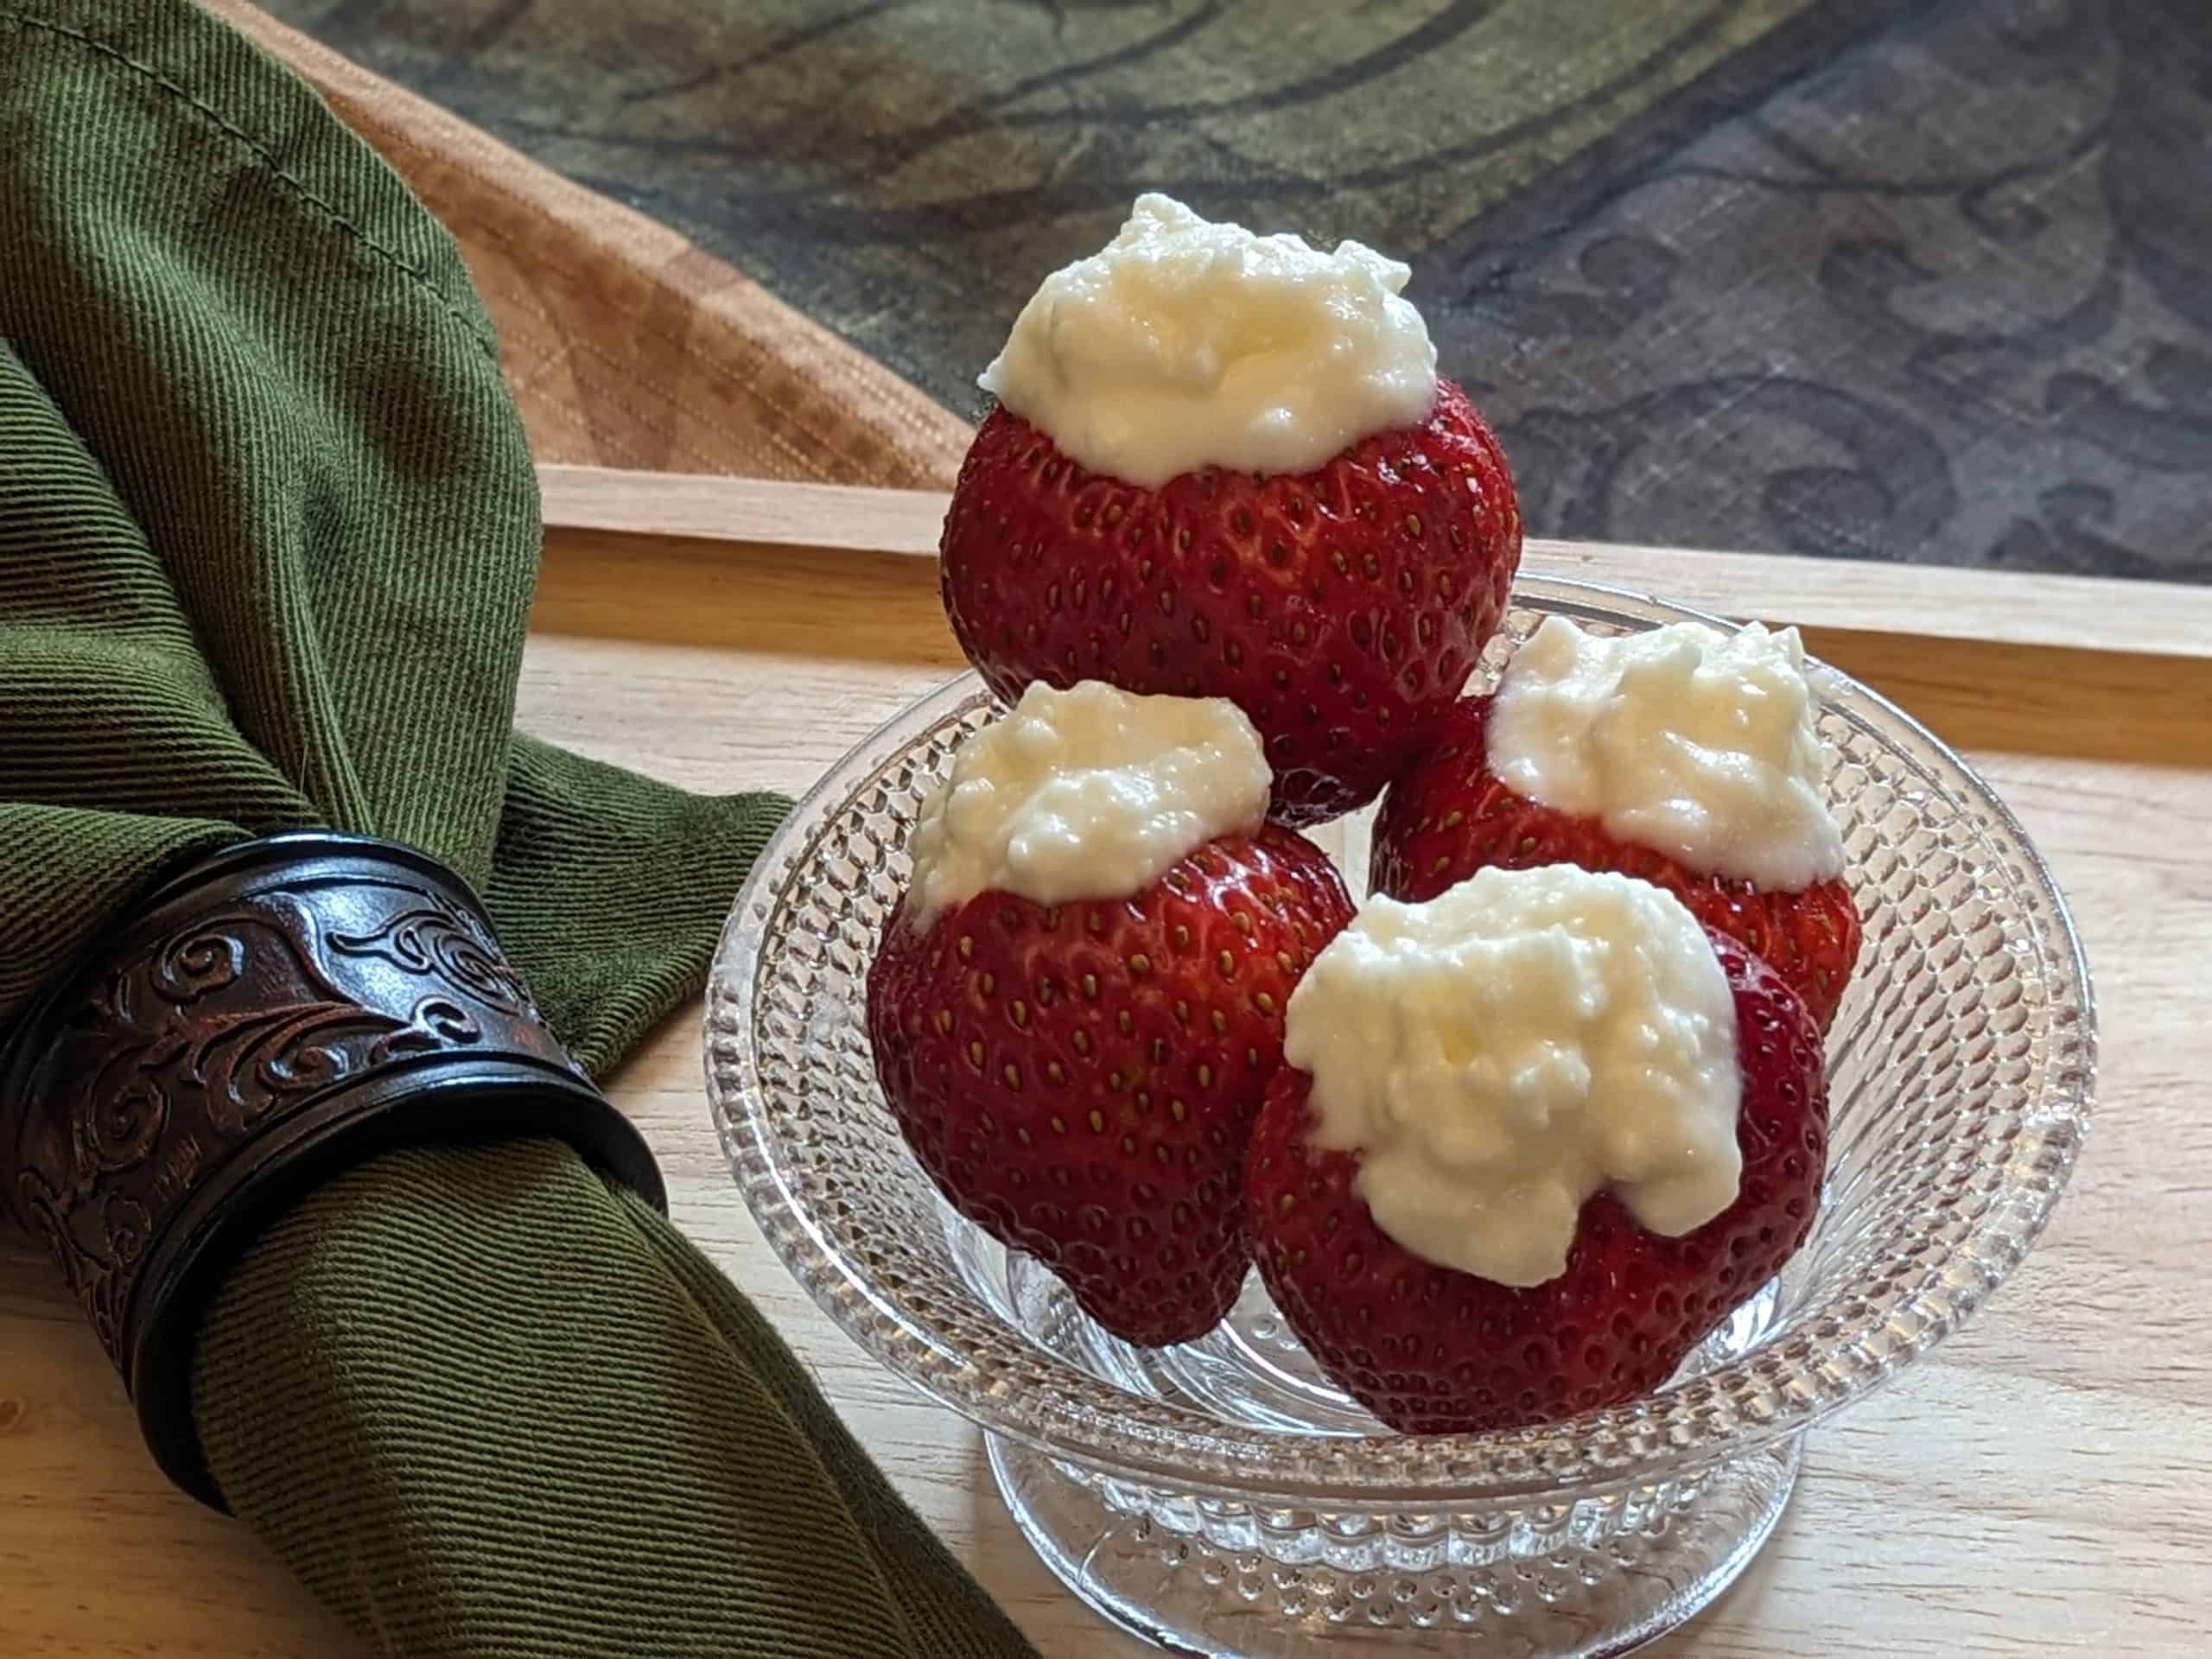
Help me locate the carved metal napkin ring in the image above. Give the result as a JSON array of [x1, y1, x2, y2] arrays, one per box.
[[0, 831, 664, 1505]]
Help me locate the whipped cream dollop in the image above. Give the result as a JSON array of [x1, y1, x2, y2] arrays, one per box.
[[905, 679, 1270, 926], [1490, 618, 1846, 891], [977, 193, 1439, 488], [1284, 867, 1742, 1288]]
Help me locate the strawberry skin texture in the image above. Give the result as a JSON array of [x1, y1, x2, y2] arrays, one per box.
[[1245, 930, 1828, 1434], [939, 378, 1522, 828], [1372, 696, 1862, 1030], [867, 825, 1355, 1347]]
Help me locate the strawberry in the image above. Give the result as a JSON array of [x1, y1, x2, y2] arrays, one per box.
[[1372, 696, 1861, 1030], [938, 378, 1522, 828], [867, 825, 1355, 1347], [1246, 928, 1827, 1434]]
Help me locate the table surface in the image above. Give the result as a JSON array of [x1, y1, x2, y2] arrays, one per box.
[[8, 485, 2212, 1657]]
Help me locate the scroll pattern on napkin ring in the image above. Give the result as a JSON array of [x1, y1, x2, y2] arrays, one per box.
[[0, 832, 664, 1507]]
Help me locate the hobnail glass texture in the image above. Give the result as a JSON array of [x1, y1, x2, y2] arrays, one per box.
[[707, 577, 2094, 1657]]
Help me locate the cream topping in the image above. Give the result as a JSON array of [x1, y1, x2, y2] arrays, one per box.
[[978, 193, 1438, 488], [1490, 619, 1846, 890], [1284, 867, 1742, 1287], [906, 679, 1270, 925]]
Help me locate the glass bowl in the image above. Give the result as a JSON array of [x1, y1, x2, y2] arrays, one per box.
[[706, 577, 2094, 1658]]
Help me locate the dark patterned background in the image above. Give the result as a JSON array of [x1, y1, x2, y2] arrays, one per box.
[[265, 0, 2212, 582]]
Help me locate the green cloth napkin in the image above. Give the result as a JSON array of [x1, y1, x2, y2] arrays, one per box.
[[0, 3, 1036, 1655]]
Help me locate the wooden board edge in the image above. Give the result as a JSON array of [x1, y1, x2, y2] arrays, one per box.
[[537, 463, 2212, 663]]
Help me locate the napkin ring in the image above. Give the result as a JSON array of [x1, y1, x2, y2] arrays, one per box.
[[0, 831, 664, 1506]]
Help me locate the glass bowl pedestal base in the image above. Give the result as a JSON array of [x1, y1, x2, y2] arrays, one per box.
[[963, 1234, 1797, 1658], [992, 1433, 1796, 1659]]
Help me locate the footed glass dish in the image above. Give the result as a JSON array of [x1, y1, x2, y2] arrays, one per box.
[[706, 577, 2094, 1657]]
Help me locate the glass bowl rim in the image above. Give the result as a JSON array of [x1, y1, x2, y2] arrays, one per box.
[[707, 574, 2096, 1505]]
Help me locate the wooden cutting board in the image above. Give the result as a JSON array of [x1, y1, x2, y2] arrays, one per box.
[[7, 468, 2211, 1659]]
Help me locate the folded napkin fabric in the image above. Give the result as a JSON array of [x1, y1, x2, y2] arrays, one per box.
[[0, 3, 1035, 1654]]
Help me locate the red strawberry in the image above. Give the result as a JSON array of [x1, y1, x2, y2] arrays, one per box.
[[939, 378, 1522, 827], [1246, 928, 1827, 1434], [867, 825, 1355, 1347], [1372, 696, 1861, 1030]]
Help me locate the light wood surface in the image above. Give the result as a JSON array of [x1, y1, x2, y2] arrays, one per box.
[[7, 492, 2211, 1657]]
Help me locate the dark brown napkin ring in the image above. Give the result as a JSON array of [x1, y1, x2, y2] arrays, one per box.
[[0, 831, 664, 1506]]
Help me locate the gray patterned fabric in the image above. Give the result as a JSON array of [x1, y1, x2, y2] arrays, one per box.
[[1450, 0, 2212, 579], [264, 0, 2212, 582]]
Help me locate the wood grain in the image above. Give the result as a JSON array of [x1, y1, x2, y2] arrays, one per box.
[[537, 464, 2212, 663], [6, 505, 2209, 1657]]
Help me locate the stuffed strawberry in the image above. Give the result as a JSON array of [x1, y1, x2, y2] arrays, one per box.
[[941, 194, 1521, 828], [1373, 620, 1861, 1029], [868, 679, 1354, 1346], [1245, 868, 1827, 1434]]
